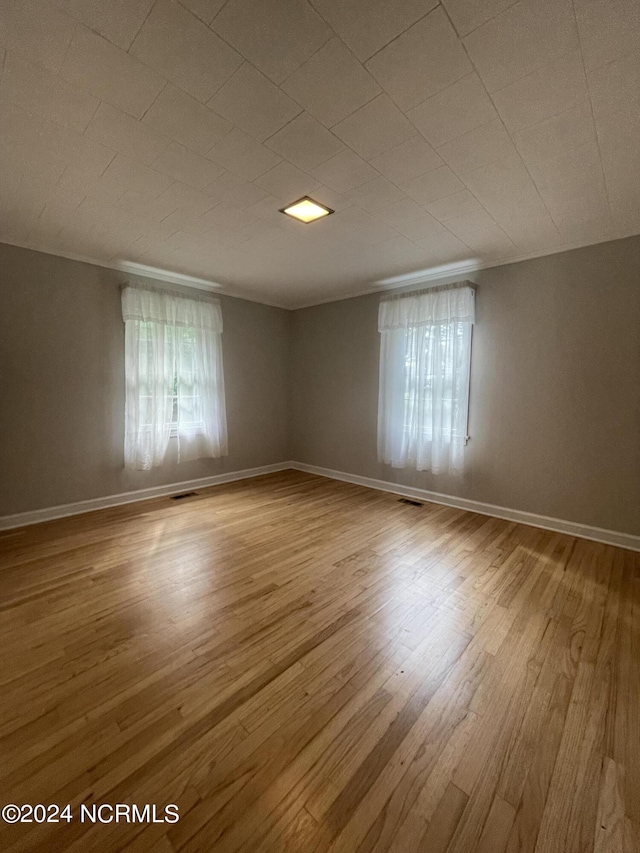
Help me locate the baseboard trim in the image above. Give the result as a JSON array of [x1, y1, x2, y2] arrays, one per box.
[[3, 461, 638, 552], [0, 462, 294, 531], [290, 462, 640, 552]]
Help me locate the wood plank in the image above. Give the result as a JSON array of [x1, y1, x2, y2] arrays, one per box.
[[0, 470, 637, 853]]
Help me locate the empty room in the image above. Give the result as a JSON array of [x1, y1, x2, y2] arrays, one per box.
[[1, 1, 640, 851]]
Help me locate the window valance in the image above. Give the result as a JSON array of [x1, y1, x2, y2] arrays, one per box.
[[122, 285, 223, 332], [378, 282, 476, 331]]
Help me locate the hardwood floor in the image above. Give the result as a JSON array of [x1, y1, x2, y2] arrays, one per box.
[[0, 470, 638, 852]]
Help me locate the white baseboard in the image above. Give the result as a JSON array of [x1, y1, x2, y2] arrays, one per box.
[[0, 462, 294, 531], [3, 461, 638, 552], [290, 462, 640, 553]]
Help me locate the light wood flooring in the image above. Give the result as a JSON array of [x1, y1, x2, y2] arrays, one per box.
[[0, 470, 639, 852]]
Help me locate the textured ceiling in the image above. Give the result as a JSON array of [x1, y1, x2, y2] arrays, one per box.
[[1, 0, 639, 308]]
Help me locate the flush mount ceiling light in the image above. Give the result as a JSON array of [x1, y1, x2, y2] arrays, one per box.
[[279, 196, 334, 224]]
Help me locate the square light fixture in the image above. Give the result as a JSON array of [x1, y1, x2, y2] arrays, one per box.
[[279, 196, 334, 224]]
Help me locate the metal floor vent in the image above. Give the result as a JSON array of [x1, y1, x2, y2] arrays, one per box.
[[398, 498, 423, 507], [170, 492, 198, 500]]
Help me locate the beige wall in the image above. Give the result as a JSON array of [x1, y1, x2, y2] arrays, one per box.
[[0, 242, 291, 515], [2, 237, 639, 535], [291, 236, 640, 536]]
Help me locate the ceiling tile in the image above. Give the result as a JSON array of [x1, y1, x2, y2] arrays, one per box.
[[159, 208, 212, 236], [153, 182, 219, 215], [544, 184, 610, 231], [25, 218, 64, 248], [115, 188, 184, 221], [53, 0, 155, 50], [244, 194, 291, 225], [526, 140, 605, 200], [156, 181, 225, 218], [400, 165, 465, 205], [424, 230, 472, 262], [310, 206, 385, 238], [22, 182, 83, 228], [434, 210, 496, 234], [365, 7, 472, 111], [206, 171, 269, 208], [306, 184, 350, 213], [308, 0, 438, 62], [436, 119, 516, 174], [95, 217, 153, 249], [610, 199, 640, 233], [513, 101, 596, 166], [142, 85, 232, 155], [178, 0, 227, 25], [0, 153, 22, 199], [281, 37, 381, 128], [587, 50, 640, 118], [461, 154, 547, 216], [374, 197, 430, 228], [369, 136, 442, 185], [84, 103, 171, 166], [0, 0, 638, 306], [11, 171, 58, 204], [442, 0, 519, 37], [310, 149, 378, 192], [41, 120, 115, 182], [0, 118, 75, 185], [496, 204, 562, 251], [73, 154, 174, 203], [265, 112, 345, 172], [425, 190, 483, 222], [125, 214, 180, 241], [576, 0, 640, 71], [348, 218, 402, 246], [555, 214, 613, 245], [121, 234, 160, 262], [408, 73, 497, 148], [331, 94, 415, 161], [368, 235, 433, 266], [0, 52, 98, 134], [0, 0, 76, 73], [61, 26, 165, 120], [200, 203, 259, 231], [162, 229, 221, 255], [207, 128, 282, 181], [492, 51, 587, 133], [130, 0, 243, 102], [445, 210, 517, 258], [595, 105, 640, 158], [345, 176, 407, 211], [254, 161, 320, 204], [208, 62, 302, 142], [151, 142, 225, 190], [57, 167, 119, 204], [463, 0, 578, 93], [0, 100, 45, 161], [212, 0, 331, 84]]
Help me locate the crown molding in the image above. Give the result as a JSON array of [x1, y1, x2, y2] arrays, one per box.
[[288, 228, 640, 309], [1, 239, 291, 310], [115, 260, 224, 291], [4, 228, 640, 312]]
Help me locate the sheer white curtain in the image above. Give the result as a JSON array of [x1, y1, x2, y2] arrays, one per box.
[[122, 285, 228, 470], [377, 283, 475, 475]]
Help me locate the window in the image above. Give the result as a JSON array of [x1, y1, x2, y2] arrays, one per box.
[[377, 283, 475, 475], [122, 285, 228, 471]]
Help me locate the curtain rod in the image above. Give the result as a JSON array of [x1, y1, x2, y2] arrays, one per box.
[[380, 280, 476, 301]]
